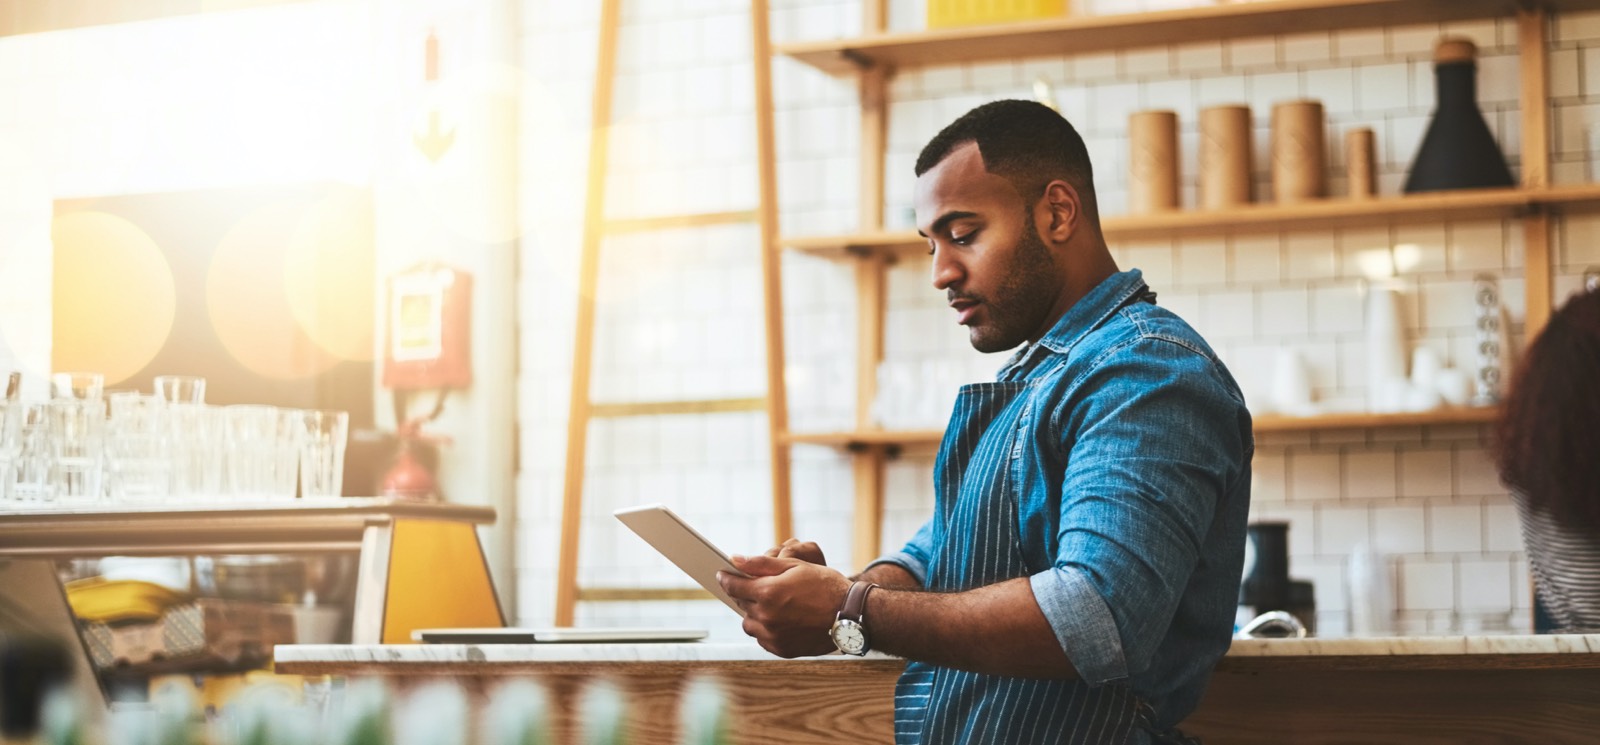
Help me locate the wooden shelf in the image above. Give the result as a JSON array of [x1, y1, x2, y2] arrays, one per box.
[[601, 210, 756, 235], [764, 0, 1559, 569], [1102, 187, 1545, 241], [589, 397, 767, 417], [782, 428, 944, 449], [1528, 182, 1600, 212], [776, 0, 1600, 75], [782, 184, 1600, 259], [783, 230, 925, 259], [1253, 405, 1499, 431], [782, 407, 1498, 449]]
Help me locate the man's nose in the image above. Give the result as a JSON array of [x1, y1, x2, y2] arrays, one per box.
[[931, 248, 962, 290]]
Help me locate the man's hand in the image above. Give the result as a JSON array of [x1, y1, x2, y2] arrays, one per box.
[[718, 554, 851, 658], [762, 538, 826, 566]]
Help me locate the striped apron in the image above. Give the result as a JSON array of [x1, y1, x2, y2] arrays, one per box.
[[893, 379, 1141, 744]]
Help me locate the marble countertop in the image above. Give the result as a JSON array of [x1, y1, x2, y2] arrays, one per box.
[[276, 642, 890, 665], [1225, 634, 1600, 657], [276, 634, 1600, 668]]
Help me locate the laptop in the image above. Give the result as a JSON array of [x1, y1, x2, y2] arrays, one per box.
[[411, 627, 708, 644]]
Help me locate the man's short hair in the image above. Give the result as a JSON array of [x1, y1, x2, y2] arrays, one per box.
[[914, 99, 1097, 212]]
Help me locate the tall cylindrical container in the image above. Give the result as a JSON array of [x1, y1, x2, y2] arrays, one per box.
[[1128, 110, 1179, 213], [1271, 100, 1326, 203], [1242, 522, 1291, 615], [1346, 127, 1378, 199], [1200, 104, 1253, 209], [1365, 283, 1409, 412], [1269, 347, 1315, 416], [1404, 37, 1514, 193], [1347, 543, 1394, 636]]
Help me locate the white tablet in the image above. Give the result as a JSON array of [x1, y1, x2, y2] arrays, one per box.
[[613, 503, 749, 617], [412, 627, 709, 644]]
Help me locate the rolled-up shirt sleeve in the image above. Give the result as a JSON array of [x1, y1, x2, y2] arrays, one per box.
[[1029, 336, 1248, 685], [1030, 563, 1126, 684]]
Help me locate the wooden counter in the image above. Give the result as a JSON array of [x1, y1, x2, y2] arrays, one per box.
[[277, 635, 1600, 744]]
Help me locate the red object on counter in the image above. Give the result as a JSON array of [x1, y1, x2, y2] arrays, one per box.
[[380, 421, 445, 502]]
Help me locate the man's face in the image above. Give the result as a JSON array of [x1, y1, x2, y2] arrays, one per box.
[[914, 142, 1063, 354]]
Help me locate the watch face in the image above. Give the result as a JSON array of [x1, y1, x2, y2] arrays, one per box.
[[831, 619, 867, 655]]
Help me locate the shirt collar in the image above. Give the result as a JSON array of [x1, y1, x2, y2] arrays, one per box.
[[996, 269, 1148, 380]]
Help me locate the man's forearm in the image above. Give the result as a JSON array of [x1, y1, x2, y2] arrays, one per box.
[[852, 561, 920, 590], [868, 576, 1080, 680]]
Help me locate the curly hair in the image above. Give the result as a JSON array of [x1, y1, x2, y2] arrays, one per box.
[[1494, 289, 1600, 530]]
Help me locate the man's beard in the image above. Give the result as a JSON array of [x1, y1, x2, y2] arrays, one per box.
[[957, 222, 1061, 354]]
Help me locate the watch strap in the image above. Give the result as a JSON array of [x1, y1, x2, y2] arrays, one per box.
[[840, 580, 877, 623]]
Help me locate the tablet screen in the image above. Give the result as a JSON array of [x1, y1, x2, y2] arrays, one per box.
[[614, 504, 748, 617]]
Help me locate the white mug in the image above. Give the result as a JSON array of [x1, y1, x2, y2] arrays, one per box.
[[1270, 348, 1315, 415], [1435, 368, 1473, 407], [1410, 347, 1443, 390]]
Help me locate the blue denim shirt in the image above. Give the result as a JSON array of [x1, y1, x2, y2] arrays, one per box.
[[873, 269, 1253, 742]]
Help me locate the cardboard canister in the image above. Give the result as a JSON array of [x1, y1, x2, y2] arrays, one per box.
[[1346, 127, 1378, 199], [1271, 100, 1326, 202], [1128, 110, 1180, 213], [1199, 105, 1252, 209]]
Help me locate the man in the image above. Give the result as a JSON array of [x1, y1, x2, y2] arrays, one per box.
[[719, 99, 1252, 744]]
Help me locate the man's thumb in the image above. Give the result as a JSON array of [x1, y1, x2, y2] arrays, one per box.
[[734, 553, 792, 577]]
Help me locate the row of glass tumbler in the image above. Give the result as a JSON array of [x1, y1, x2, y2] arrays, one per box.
[[0, 373, 349, 504]]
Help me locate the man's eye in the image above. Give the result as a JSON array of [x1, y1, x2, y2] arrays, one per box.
[[951, 231, 976, 245]]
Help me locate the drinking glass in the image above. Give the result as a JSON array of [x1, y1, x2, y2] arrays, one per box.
[[51, 372, 104, 401], [153, 375, 206, 405], [298, 410, 349, 499], [49, 398, 105, 502], [0, 400, 19, 504], [11, 402, 55, 503], [170, 403, 224, 500], [106, 393, 172, 502], [272, 408, 302, 498], [224, 405, 283, 499]]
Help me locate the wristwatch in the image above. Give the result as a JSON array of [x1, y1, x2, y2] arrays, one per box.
[[829, 581, 878, 656]]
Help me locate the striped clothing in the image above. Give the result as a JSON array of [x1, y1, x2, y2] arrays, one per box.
[[874, 270, 1253, 745], [1514, 491, 1600, 630], [893, 382, 1145, 743]]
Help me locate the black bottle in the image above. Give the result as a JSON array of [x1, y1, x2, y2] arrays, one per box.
[[1403, 37, 1514, 193], [1240, 521, 1290, 615]]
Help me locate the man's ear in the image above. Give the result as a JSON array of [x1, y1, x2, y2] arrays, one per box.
[[1040, 180, 1080, 243]]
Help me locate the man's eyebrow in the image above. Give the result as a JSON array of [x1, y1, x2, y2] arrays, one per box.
[[916, 211, 978, 239]]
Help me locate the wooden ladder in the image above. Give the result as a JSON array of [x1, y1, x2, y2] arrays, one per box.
[[553, 0, 791, 626]]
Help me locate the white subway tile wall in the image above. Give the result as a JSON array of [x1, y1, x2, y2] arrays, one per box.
[[500, 1, 1600, 639]]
